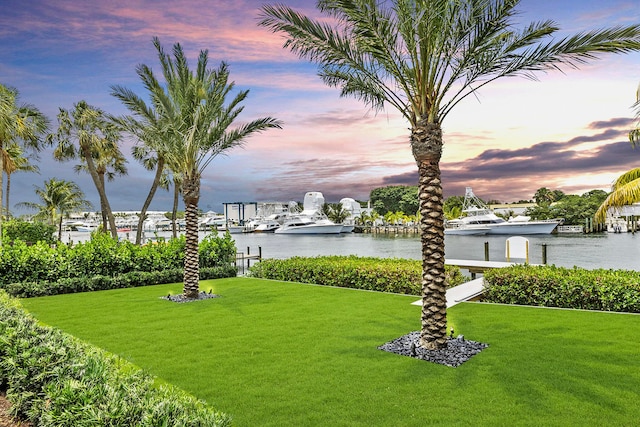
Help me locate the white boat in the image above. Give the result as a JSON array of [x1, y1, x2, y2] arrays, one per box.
[[274, 192, 344, 234], [445, 187, 561, 235], [275, 216, 343, 234]]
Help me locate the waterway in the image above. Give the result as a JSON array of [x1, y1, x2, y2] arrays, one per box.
[[63, 230, 640, 271]]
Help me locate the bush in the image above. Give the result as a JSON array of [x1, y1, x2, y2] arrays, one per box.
[[249, 256, 466, 295], [2, 219, 56, 245], [483, 265, 640, 313], [0, 290, 231, 426], [0, 232, 238, 297]]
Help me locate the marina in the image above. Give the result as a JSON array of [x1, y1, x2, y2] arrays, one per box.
[[61, 229, 640, 272]]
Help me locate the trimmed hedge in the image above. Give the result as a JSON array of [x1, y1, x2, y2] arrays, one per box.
[[483, 265, 640, 313], [0, 232, 236, 287], [4, 265, 238, 298], [248, 255, 466, 295], [0, 290, 231, 426], [0, 232, 238, 297]]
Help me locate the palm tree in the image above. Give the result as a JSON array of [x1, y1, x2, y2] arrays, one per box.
[[71, 136, 128, 233], [111, 66, 174, 245], [0, 83, 49, 240], [125, 38, 282, 298], [3, 142, 40, 217], [595, 84, 640, 223], [49, 101, 123, 239], [631, 83, 640, 145], [260, 0, 640, 350], [18, 178, 92, 241]]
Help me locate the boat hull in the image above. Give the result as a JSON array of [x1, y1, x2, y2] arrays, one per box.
[[444, 227, 489, 236], [485, 221, 559, 235], [275, 224, 344, 234]]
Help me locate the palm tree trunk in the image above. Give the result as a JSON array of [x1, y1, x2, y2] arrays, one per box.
[[82, 145, 118, 239], [412, 121, 448, 351], [135, 157, 165, 245], [58, 214, 63, 242], [172, 182, 179, 239], [182, 174, 200, 298], [5, 172, 11, 219]]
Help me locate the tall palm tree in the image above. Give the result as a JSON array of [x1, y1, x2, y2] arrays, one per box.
[[3, 142, 40, 217], [49, 101, 123, 239], [260, 0, 640, 349], [122, 38, 282, 298], [18, 178, 92, 241], [631, 83, 640, 145], [71, 138, 128, 232], [0, 83, 49, 240], [111, 71, 172, 245]]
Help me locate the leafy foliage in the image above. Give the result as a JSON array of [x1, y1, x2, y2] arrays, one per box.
[[370, 186, 418, 216], [249, 256, 465, 294], [0, 290, 231, 426], [0, 233, 237, 296], [483, 265, 640, 312], [526, 190, 607, 224], [2, 219, 56, 245]]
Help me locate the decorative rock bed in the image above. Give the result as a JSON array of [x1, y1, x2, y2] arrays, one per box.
[[162, 291, 220, 303], [378, 331, 488, 367]]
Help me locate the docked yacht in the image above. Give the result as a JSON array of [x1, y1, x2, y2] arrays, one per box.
[[274, 192, 343, 234], [445, 187, 560, 235]]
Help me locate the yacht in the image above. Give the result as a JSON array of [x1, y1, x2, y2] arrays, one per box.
[[274, 192, 343, 234], [275, 216, 344, 234], [445, 187, 560, 235]]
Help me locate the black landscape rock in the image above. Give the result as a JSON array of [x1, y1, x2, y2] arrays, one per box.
[[378, 331, 488, 367], [162, 291, 220, 303]]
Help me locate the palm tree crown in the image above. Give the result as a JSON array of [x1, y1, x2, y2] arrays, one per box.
[[260, 0, 640, 350]]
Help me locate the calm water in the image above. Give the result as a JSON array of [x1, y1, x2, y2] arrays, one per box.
[[62, 230, 640, 271]]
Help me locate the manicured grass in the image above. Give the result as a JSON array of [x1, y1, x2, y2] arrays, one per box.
[[21, 278, 640, 426]]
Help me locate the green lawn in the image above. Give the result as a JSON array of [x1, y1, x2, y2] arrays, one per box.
[[21, 278, 640, 426]]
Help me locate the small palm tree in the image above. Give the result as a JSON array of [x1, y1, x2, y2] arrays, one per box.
[[2, 142, 39, 218], [49, 101, 124, 239], [124, 38, 282, 298], [260, 0, 640, 349], [0, 84, 49, 240], [18, 178, 92, 241]]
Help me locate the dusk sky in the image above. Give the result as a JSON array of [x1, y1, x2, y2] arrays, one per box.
[[2, 0, 640, 214]]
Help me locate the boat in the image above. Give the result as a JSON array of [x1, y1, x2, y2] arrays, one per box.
[[445, 187, 561, 235], [274, 192, 344, 234], [275, 216, 344, 234]]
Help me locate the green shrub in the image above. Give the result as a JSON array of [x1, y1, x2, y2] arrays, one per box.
[[0, 290, 231, 426], [4, 266, 238, 298], [483, 265, 640, 313], [249, 256, 466, 295], [2, 219, 56, 245], [0, 232, 238, 297]]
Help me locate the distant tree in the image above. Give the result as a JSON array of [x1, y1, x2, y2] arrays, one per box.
[[0, 84, 49, 240], [529, 190, 607, 224], [322, 202, 350, 223], [3, 142, 39, 218], [443, 196, 464, 220], [534, 187, 554, 205], [18, 178, 92, 241], [49, 101, 123, 239], [370, 185, 417, 215]]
